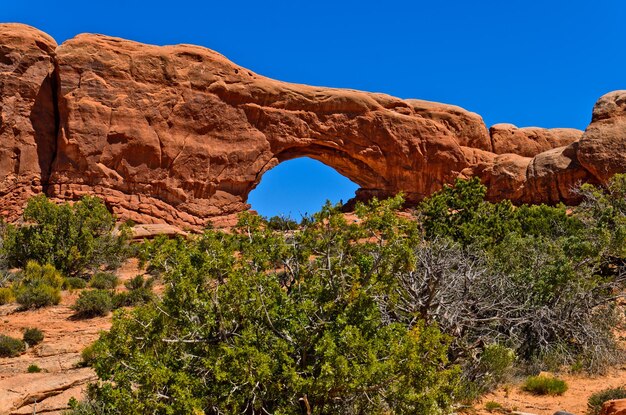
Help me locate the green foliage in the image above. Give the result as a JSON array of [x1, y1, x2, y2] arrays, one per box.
[[0, 334, 25, 357], [522, 375, 568, 395], [419, 177, 518, 247], [0, 287, 14, 304], [23, 327, 44, 346], [63, 277, 87, 290], [266, 214, 299, 231], [484, 400, 504, 412], [79, 199, 460, 414], [65, 395, 108, 415], [578, 174, 626, 260], [27, 364, 42, 373], [18, 261, 64, 289], [15, 284, 61, 309], [124, 274, 152, 291], [79, 342, 100, 367], [13, 262, 62, 309], [72, 290, 113, 318], [64, 177, 626, 411], [112, 275, 154, 308], [1, 195, 130, 276], [587, 386, 626, 415], [89, 272, 119, 290], [419, 177, 626, 373], [476, 344, 515, 390]]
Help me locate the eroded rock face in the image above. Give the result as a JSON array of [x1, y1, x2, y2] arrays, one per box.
[[578, 90, 626, 183], [0, 24, 624, 228], [0, 24, 57, 220], [489, 123, 583, 157]]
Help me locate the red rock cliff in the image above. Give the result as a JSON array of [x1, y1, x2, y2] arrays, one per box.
[[1, 24, 623, 228]]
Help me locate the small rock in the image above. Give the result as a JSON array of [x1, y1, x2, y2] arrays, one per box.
[[601, 398, 626, 415]]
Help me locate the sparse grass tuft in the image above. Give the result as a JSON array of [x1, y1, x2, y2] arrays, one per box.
[[522, 375, 568, 396], [484, 400, 504, 412], [27, 364, 42, 373]]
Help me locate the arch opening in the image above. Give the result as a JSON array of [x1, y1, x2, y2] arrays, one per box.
[[247, 157, 359, 219]]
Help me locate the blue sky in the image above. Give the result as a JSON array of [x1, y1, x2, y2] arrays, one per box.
[[3, 1, 624, 218]]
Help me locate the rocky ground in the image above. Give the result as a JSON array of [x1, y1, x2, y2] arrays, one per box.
[[0, 260, 142, 415], [1, 258, 625, 415]]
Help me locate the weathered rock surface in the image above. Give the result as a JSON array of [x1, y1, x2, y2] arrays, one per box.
[[0, 24, 624, 228], [0, 24, 57, 221], [0, 369, 95, 415], [130, 223, 189, 240], [578, 90, 626, 184], [490, 123, 583, 157], [524, 141, 594, 204]]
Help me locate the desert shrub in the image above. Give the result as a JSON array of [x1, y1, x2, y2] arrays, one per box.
[[577, 173, 626, 259], [114, 291, 152, 308], [79, 343, 101, 367], [522, 375, 568, 395], [79, 202, 460, 414], [66, 396, 108, 415], [111, 290, 153, 308], [27, 364, 41, 373], [72, 290, 113, 318], [111, 275, 154, 308], [18, 261, 64, 289], [484, 401, 504, 412], [587, 386, 626, 415], [89, 272, 118, 290], [1, 195, 130, 277], [0, 334, 25, 357], [124, 274, 152, 291], [23, 327, 44, 346], [0, 287, 14, 304], [419, 177, 519, 247], [67, 180, 626, 412], [266, 215, 298, 231], [475, 344, 515, 390], [13, 262, 62, 309], [63, 277, 87, 290], [15, 284, 61, 309], [414, 178, 626, 374]]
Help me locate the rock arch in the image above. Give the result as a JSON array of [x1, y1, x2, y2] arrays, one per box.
[[1, 24, 623, 230]]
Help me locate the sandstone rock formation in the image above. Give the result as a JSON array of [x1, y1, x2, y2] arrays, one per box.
[[0, 23, 624, 228], [0, 24, 57, 221], [489, 123, 582, 157], [578, 90, 626, 184]]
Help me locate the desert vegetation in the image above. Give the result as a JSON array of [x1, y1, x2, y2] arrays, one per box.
[[0, 176, 624, 414], [0, 196, 132, 314], [60, 175, 625, 414]]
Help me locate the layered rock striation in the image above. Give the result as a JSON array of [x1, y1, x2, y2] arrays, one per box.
[[0, 23, 624, 228]]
